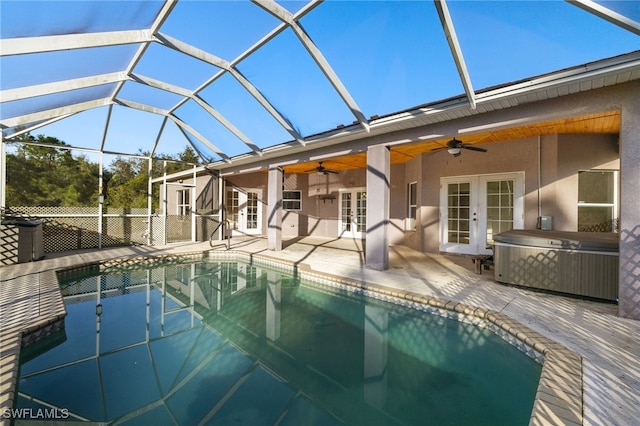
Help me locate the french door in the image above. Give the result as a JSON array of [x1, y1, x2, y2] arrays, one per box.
[[339, 188, 367, 238], [225, 188, 262, 236], [440, 173, 524, 254]]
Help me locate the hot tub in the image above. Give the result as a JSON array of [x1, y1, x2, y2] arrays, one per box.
[[493, 230, 618, 301]]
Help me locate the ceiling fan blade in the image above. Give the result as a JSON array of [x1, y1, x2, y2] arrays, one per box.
[[462, 144, 487, 152]]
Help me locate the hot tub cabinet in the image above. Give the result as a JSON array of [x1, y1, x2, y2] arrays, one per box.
[[493, 230, 618, 301]]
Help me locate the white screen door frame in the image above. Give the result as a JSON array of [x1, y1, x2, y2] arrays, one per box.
[[339, 187, 367, 239], [226, 187, 262, 236], [440, 172, 524, 254]]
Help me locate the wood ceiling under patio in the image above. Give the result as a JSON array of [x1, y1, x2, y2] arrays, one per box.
[[281, 110, 621, 175]]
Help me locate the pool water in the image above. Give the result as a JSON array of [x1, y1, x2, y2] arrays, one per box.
[[17, 260, 541, 425]]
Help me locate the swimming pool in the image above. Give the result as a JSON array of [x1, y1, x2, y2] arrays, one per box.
[[17, 256, 542, 425]]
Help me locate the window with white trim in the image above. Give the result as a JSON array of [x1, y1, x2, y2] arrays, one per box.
[[577, 170, 618, 232], [177, 189, 190, 215], [407, 181, 417, 230], [283, 190, 302, 211]]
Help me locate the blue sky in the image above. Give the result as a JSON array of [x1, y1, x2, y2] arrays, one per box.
[[1, 0, 639, 164]]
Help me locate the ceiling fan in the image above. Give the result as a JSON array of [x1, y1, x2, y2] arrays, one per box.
[[446, 138, 488, 157], [305, 161, 338, 175]]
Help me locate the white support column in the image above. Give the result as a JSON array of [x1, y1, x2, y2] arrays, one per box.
[[98, 152, 104, 249], [267, 166, 283, 251], [191, 164, 197, 242], [146, 158, 152, 245], [219, 175, 225, 242], [162, 161, 168, 245], [366, 145, 390, 270], [1, 140, 6, 210], [619, 90, 640, 319]]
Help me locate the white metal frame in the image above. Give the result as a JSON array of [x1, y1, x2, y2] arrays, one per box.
[[2, 0, 636, 168]]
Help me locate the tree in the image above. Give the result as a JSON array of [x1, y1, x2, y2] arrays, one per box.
[[6, 136, 202, 210], [153, 146, 201, 177], [104, 152, 151, 209], [104, 147, 200, 209], [6, 134, 100, 207]]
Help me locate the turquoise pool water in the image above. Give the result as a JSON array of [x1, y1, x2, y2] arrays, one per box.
[[17, 259, 541, 425]]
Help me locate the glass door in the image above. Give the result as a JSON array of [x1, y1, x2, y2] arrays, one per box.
[[441, 173, 523, 254], [440, 179, 477, 254], [225, 188, 262, 236], [483, 179, 515, 246], [339, 188, 367, 238]]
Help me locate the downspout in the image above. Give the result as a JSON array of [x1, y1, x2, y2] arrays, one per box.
[[537, 135, 542, 228]]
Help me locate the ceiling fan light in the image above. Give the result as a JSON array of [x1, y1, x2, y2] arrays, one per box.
[[448, 148, 461, 155]]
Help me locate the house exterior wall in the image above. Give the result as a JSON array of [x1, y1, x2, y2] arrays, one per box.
[[389, 163, 406, 245], [156, 81, 637, 318], [223, 166, 409, 240], [286, 168, 373, 238], [403, 158, 422, 251], [550, 133, 619, 231], [224, 173, 268, 232], [161, 133, 618, 252], [161, 174, 219, 215], [417, 133, 619, 253]]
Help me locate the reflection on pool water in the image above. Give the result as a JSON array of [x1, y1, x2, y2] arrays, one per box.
[[18, 259, 542, 425]]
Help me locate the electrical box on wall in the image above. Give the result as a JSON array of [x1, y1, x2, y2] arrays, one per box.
[[540, 216, 553, 230]]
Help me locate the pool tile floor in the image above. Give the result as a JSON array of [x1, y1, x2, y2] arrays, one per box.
[[1, 237, 638, 425]]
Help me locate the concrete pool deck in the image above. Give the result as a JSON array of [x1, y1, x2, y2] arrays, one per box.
[[1, 236, 638, 425]]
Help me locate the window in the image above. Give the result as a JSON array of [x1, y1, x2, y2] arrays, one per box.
[[283, 190, 302, 210], [578, 170, 618, 232], [407, 182, 417, 230], [177, 189, 190, 215], [226, 189, 239, 229], [486, 179, 514, 244], [246, 192, 259, 229], [446, 182, 470, 244]]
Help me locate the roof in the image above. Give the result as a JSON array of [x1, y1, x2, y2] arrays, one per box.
[[1, 0, 639, 169]]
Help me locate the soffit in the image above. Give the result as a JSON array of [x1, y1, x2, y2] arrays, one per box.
[[280, 110, 621, 174]]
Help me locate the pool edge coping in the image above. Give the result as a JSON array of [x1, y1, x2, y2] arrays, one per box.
[[0, 249, 583, 426]]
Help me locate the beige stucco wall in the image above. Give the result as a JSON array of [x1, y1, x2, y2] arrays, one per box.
[[225, 169, 371, 238], [164, 133, 618, 251], [222, 165, 410, 240], [415, 133, 619, 253], [299, 169, 365, 238], [550, 133, 619, 230]]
